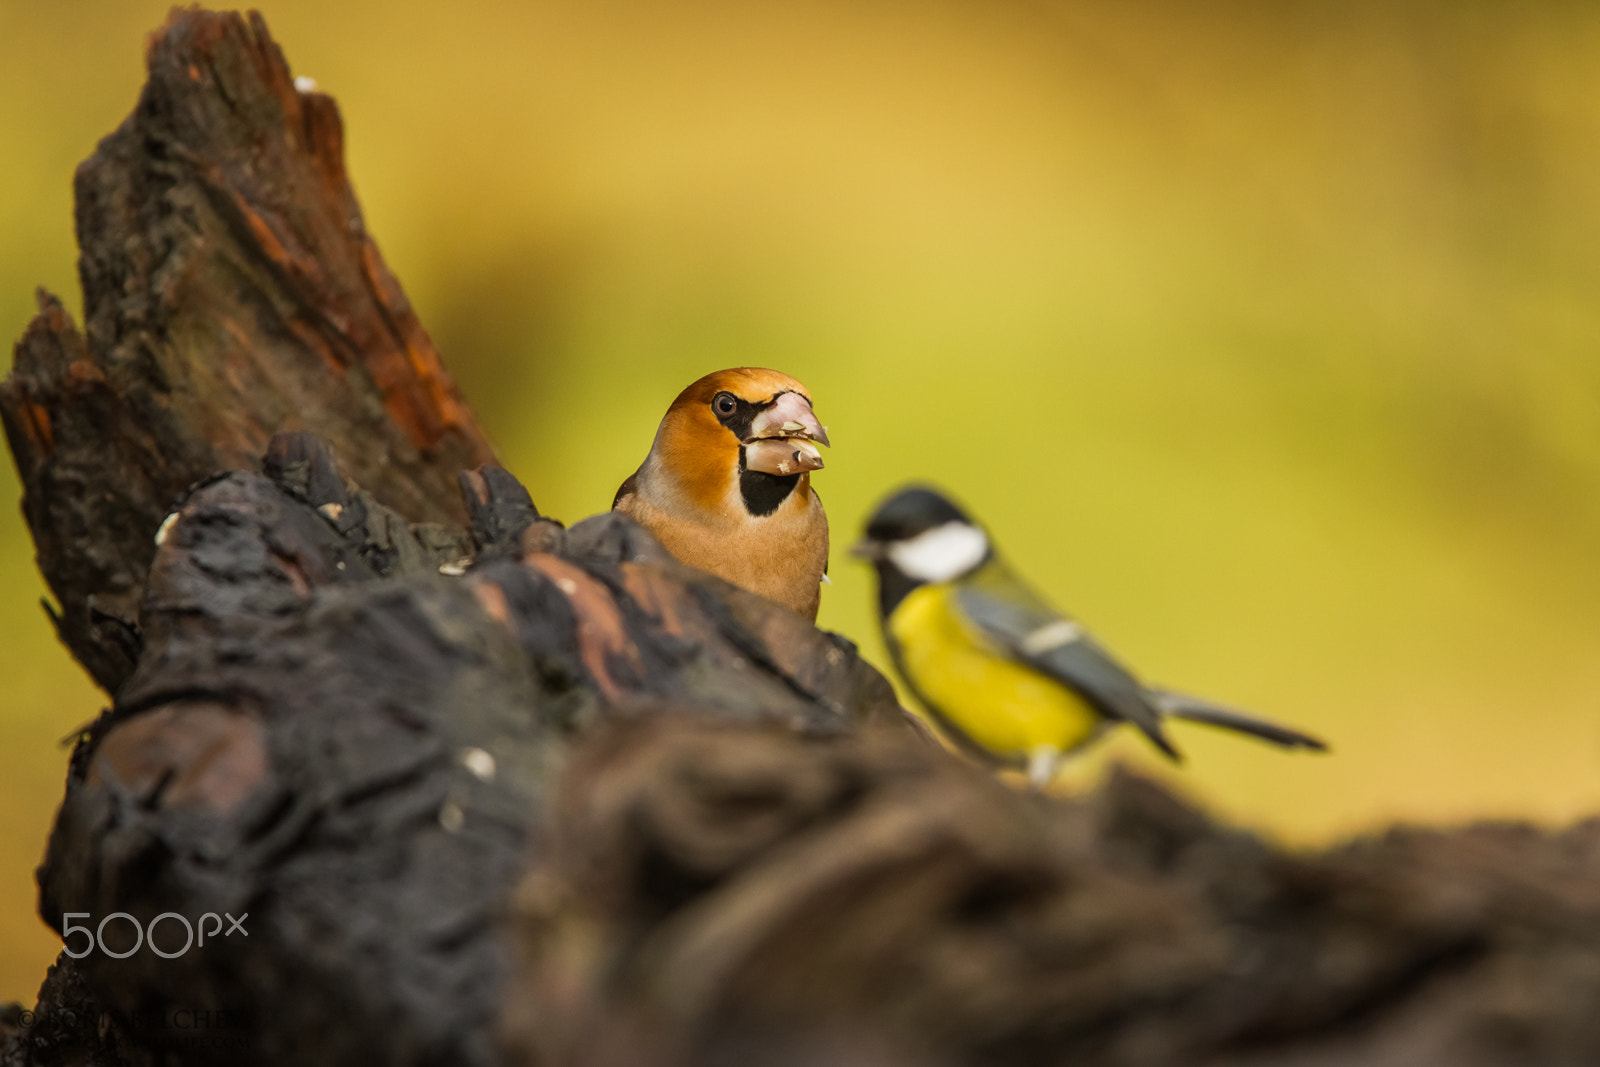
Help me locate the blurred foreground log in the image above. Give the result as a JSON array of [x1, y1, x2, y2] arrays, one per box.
[[6, 8, 1600, 1067]]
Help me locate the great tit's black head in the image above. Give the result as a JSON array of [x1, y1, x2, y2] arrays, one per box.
[[861, 487, 972, 545], [853, 487, 991, 613]]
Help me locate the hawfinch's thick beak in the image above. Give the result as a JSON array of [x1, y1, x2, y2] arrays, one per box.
[[744, 392, 829, 476]]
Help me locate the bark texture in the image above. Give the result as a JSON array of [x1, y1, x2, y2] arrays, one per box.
[[14, 431, 897, 1067], [0, 9, 493, 694], [5, 8, 1599, 1067], [507, 733, 1600, 1067]]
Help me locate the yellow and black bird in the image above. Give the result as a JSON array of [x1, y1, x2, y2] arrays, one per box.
[[614, 368, 831, 620], [853, 486, 1326, 785]]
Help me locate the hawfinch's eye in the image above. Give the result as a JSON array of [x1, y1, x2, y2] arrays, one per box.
[[713, 392, 737, 417]]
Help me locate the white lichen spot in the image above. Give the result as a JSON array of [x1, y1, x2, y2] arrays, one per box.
[[294, 75, 318, 94], [438, 559, 472, 577], [458, 747, 496, 782], [317, 502, 344, 522], [154, 511, 181, 547], [556, 578, 578, 596]]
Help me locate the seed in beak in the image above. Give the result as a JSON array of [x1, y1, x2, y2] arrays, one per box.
[[745, 437, 824, 476]]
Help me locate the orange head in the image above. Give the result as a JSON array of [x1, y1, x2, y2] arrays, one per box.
[[647, 368, 829, 516]]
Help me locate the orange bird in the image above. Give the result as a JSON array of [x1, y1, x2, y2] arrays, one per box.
[[614, 368, 831, 620]]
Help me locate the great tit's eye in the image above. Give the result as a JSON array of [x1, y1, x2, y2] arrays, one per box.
[[713, 392, 737, 417]]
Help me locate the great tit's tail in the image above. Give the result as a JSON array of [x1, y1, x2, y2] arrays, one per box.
[[1149, 689, 1328, 752]]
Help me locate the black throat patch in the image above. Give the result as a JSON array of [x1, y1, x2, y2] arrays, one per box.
[[738, 450, 801, 517], [875, 562, 923, 618]]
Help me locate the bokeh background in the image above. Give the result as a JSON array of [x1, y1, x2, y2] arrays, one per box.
[[2, 0, 1598, 1002]]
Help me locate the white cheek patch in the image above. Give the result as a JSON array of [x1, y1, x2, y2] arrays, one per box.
[[888, 522, 989, 583]]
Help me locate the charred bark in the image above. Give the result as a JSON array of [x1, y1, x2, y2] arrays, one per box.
[[15, 432, 896, 1067], [507, 729, 1600, 1067], [0, 9, 494, 694], [5, 8, 1600, 1067]]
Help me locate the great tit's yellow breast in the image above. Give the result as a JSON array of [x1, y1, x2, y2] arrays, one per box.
[[888, 583, 1103, 761]]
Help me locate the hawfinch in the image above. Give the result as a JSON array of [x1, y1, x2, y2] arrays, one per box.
[[614, 368, 831, 620]]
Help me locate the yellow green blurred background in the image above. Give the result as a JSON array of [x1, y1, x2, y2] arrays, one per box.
[[3, 0, 1599, 1003]]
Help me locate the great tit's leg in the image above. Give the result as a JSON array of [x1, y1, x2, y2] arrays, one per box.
[[1027, 745, 1062, 789]]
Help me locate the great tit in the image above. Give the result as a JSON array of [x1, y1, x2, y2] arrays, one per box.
[[853, 487, 1326, 785], [614, 368, 831, 620]]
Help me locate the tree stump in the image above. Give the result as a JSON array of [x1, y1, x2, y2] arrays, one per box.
[[4, 9, 1599, 1067]]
